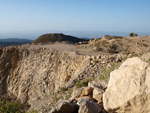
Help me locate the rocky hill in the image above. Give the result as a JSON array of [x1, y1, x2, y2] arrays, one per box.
[[1, 35, 150, 112], [32, 33, 88, 44]]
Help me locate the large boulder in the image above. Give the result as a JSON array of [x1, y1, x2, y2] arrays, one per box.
[[103, 57, 150, 113]]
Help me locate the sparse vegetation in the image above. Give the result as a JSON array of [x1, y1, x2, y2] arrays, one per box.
[[107, 44, 118, 53], [75, 79, 92, 88], [93, 60, 99, 63], [143, 43, 148, 47], [0, 100, 20, 113], [100, 40, 109, 47], [0, 99, 37, 113], [147, 58, 150, 64], [99, 62, 122, 82], [65, 88, 72, 100], [49, 86, 73, 108], [59, 87, 69, 94], [129, 33, 138, 37], [129, 33, 134, 37]]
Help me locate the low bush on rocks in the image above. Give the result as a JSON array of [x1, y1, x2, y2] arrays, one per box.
[[107, 44, 118, 53], [99, 62, 121, 82], [93, 59, 99, 63], [75, 79, 92, 88], [0, 99, 37, 113], [59, 87, 69, 94]]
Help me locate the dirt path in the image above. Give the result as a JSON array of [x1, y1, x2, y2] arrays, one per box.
[[29, 43, 105, 56]]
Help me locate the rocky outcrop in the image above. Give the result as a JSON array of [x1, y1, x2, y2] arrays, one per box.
[[103, 57, 150, 113], [102, 35, 122, 40], [0, 46, 92, 108], [47, 80, 107, 113]]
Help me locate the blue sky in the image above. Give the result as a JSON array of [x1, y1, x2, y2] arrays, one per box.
[[0, 0, 150, 39]]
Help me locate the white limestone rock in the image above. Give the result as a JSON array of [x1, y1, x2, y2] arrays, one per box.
[[103, 57, 150, 113]]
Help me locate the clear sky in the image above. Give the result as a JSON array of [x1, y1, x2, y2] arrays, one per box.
[[0, 0, 150, 39]]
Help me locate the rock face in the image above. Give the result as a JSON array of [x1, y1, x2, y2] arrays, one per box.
[[103, 57, 150, 113], [0, 45, 128, 112], [0, 46, 90, 106]]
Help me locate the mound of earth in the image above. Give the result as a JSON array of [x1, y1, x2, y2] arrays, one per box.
[[87, 35, 150, 55], [32, 33, 87, 44]]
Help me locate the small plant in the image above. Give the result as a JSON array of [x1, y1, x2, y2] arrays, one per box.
[[45, 93, 48, 99], [96, 47, 103, 51], [100, 40, 109, 47], [54, 92, 58, 104], [60, 87, 68, 92], [0, 101, 19, 113], [50, 92, 59, 107], [75, 80, 82, 88], [59, 86, 69, 94], [143, 43, 148, 47], [65, 88, 72, 100], [108, 44, 118, 53], [147, 58, 150, 64], [75, 79, 92, 88], [129, 33, 134, 37], [93, 60, 99, 63], [99, 62, 121, 82]]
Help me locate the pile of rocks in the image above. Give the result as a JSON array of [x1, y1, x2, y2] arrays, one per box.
[[49, 57, 150, 113], [49, 80, 107, 113]]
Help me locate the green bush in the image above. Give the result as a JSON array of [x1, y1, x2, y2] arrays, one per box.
[[93, 60, 99, 63], [0, 100, 19, 113], [129, 33, 134, 37], [0, 99, 38, 113]]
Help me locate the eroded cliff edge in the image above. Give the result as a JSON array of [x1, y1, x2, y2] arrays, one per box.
[[0, 45, 91, 102], [0, 45, 129, 112]]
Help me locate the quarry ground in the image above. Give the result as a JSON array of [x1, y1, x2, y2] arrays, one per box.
[[30, 43, 104, 56]]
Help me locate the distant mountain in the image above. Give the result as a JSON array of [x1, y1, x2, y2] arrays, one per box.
[[0, 38, 32, 42], [0, 38, 33, 46], [33, 33, 88, 44]]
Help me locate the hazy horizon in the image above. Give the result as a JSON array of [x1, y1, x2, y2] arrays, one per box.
[[0, 30, 150, 40]]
